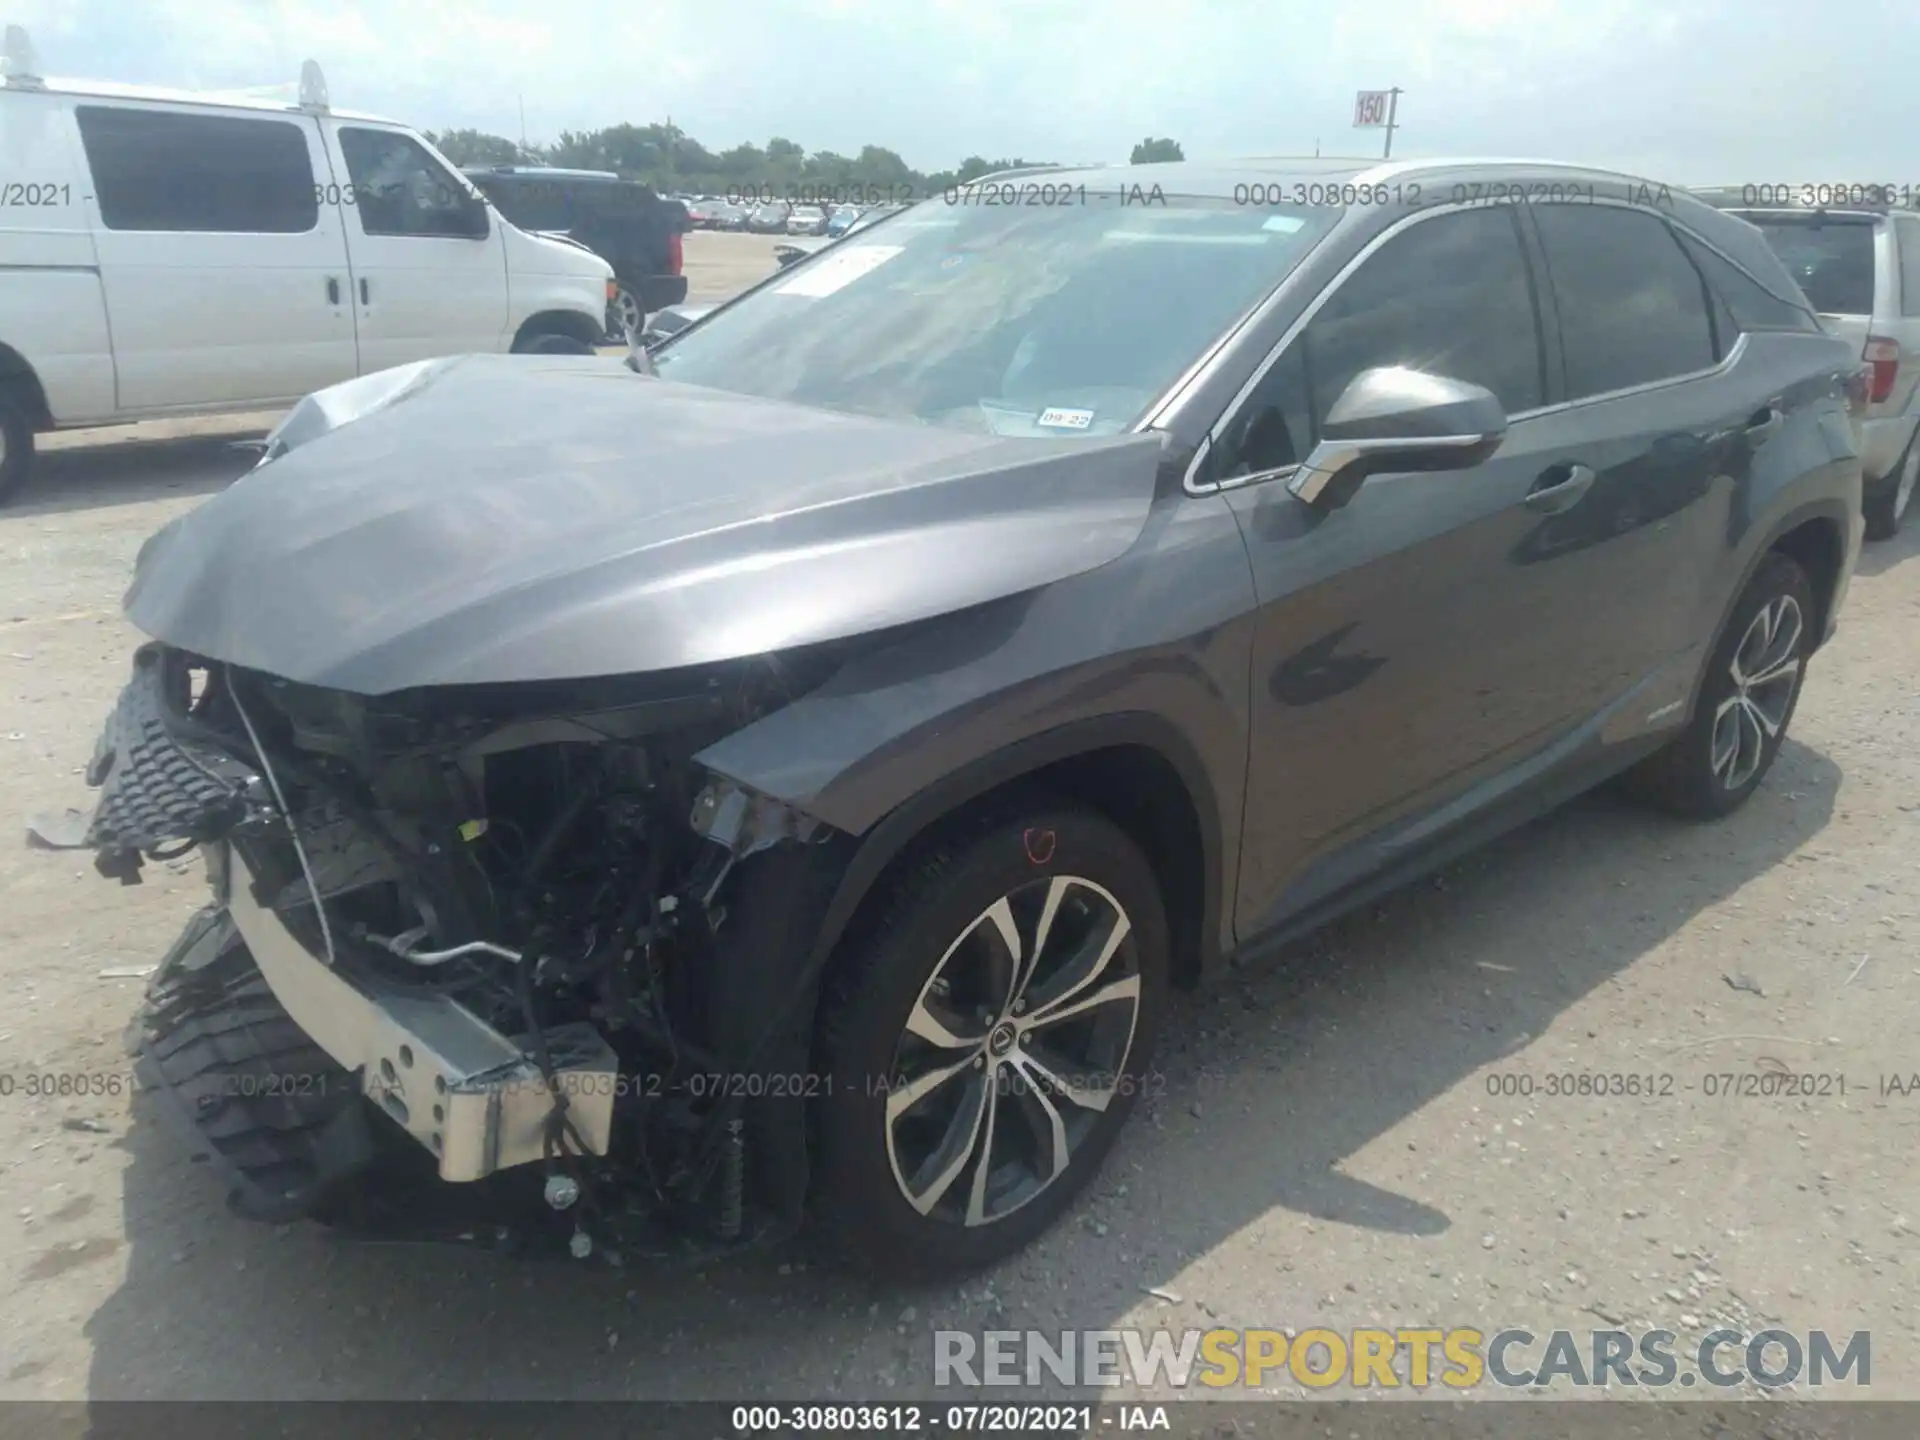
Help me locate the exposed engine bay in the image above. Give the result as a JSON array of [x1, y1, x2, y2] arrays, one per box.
[[50, 641, 858, 1262]]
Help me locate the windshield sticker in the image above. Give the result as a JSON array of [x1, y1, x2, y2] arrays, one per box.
[[1263, 213, 1306, 233], [1037, 406, 1095, 430], [774, 244, 904, 297]]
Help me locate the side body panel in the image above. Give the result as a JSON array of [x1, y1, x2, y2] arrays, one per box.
[[0, 90, 114, 421]]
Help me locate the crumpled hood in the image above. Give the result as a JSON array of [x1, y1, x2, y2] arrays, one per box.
[[124, 355, 1164, 694]]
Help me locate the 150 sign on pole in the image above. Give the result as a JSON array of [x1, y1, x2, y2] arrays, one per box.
[[1353, 88, 1402, 159]]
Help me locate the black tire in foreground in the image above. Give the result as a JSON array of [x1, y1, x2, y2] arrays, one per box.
[[1625, 549, 1814, 820], [0, 388, 35, 505], [812, 802, 1167, 1276], [126, 906, 375, 1222], [1863, 430, 1918, 542]]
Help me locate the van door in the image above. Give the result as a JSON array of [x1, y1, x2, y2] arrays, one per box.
[[74, 102, 355, 410], [321, 122, 509, 371]]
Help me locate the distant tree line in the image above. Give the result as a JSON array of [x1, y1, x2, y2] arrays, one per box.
[[426, 123, 1181, 195]]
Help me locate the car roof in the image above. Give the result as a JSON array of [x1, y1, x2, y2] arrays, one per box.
[[14, 74, 399, 126], [1012, 155, 1688, 197]]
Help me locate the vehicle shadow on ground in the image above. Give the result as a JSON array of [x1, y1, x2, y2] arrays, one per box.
[[79, 740, 1841, 1402], [13, 433, 267, 520], [1854, 518, 1920, 577]]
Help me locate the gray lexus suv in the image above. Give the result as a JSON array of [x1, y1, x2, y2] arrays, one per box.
[[39, 159, 1864, 1278]]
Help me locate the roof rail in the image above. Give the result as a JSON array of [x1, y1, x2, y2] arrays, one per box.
[[966, 164, 1094, 183], [2, 24, 44, 89]]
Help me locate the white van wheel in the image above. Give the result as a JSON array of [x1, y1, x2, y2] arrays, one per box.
[[0, 392, 34, 505]]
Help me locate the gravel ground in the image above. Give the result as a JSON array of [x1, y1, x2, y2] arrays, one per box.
[[0, 233, 1915, 1406]]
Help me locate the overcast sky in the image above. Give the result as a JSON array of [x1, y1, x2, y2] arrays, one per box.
[[11, 0, 1920, 183]]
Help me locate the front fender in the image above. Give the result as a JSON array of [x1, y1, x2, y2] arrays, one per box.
[[694, 490, 1260, 959]]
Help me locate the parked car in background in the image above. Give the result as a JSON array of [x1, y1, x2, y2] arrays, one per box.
[[683, 197, 712, 229], [705, 200, 747, 231], [747, 200, 791, 233], [1694, 189, 1919, 538], [787, 204, 829, 235], [0, 27, 614, 504], [826, 204, 862, 236], [65, 159, 1862, 1283], [463, 165, 689, 340], [773, 203, 906, 267]]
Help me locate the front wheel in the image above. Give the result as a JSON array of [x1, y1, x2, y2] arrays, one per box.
[[0, 388, 36, 505], [1624, 550, 1813, 819], [812, 803, 1167, 1276]]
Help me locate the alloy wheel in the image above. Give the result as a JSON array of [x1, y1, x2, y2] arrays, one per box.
[[1710, 594, 1803, 791], [883, 874, 1142, 1228], [612, 287, 644, 340]]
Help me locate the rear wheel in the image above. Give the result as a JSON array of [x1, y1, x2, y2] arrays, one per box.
[[1624, 550, 1813, 819], [606, 285, 645, 341], [0, 389, 35, 505], [812, 803, 1167, 1276], [1864, 430, 1918, 541]]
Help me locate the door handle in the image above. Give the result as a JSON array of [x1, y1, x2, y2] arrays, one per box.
[[1745, 402, 1785, 443], [358, 277, 370, 306], [325, 276, 340, 305], [1524, 462, 1596, 514]]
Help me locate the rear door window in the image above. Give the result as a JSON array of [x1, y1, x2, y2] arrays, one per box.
[[1744, 216, 1878, 316], [77, 105, 317, 233], [1532, 204, 1717, 400]]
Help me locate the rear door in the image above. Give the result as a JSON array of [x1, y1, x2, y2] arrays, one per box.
[[76, 102, 355, 409], [321, 122, 509, 372], [1519, 201, 1748, 712]]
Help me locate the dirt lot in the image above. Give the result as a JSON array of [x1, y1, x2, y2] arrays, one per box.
[[0, 229, 1917, 1405]]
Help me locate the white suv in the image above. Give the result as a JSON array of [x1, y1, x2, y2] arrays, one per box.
[[0, 29, 615, 502]]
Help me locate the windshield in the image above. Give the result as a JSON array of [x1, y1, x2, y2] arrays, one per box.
[[1745, 216, 1877, 315], [652, 193, 1336, 437]]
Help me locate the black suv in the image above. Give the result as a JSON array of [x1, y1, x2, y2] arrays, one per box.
[[464, 165, 690, 338], [50, 160, 1863, 1279]]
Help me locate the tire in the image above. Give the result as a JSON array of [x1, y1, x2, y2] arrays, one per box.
[[0, 388, 36, 505], [606, 285, 645, 342], [512, 331, 596, 356], [126, 907, 375, 1222], [812, 801, 1168, 1277], [1623, 550, 1814, 819], [1863, 429, 1918, 541]]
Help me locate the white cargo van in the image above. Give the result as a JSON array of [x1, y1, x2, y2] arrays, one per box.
[[0, 28, 615, 501]]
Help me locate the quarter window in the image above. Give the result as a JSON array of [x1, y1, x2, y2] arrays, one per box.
[[1534, 205, 1717, 400], [338, 129, 487, 239], [77, 106, 317, 234], [1674, 229, 1820, 345]]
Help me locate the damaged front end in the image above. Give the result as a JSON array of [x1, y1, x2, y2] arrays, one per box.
[[40, 642, 852, 1261]]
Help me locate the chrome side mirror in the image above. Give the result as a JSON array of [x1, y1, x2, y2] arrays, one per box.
[[1288, 366, 1509, 510]]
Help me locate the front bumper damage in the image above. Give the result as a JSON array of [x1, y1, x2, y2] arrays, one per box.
[[214, 840, 617, 1183], [35, 643, 851, 1254]]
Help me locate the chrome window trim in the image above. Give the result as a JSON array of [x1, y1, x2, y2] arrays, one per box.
[[1184, 195, 1752, 498]]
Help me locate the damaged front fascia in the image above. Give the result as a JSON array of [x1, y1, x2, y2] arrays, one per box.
[[688, 778, 826, 861]]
